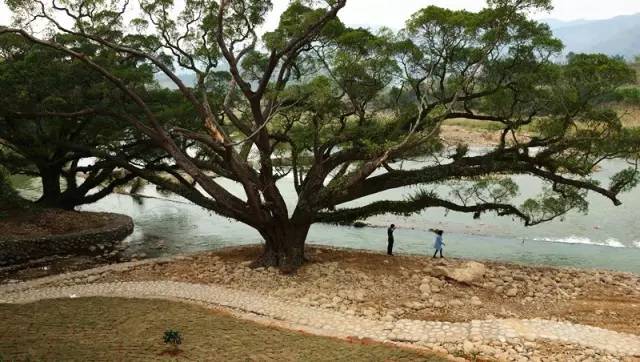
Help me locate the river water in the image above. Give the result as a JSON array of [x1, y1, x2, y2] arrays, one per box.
[[10, 156, 640, 274]]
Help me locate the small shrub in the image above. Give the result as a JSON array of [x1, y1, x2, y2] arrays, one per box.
[[163, 329, 182, 349]]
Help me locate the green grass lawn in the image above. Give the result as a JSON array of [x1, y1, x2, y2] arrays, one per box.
[[0, 297, 445, 361]]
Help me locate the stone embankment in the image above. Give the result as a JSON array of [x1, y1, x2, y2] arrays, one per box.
[[0, 212, 133, 266]]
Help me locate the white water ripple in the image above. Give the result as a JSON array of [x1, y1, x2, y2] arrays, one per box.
[[604, 238, 626, 248], [534, 235, 626, 248]]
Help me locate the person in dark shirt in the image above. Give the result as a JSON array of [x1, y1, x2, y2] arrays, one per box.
[[387, 224, 396, 256]]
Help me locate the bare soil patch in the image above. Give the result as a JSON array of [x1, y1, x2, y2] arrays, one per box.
[[0, 208, 112, 239]]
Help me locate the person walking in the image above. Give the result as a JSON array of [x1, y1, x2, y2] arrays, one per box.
[[387, 224, 396, 256], [430, 229, 445, 258]]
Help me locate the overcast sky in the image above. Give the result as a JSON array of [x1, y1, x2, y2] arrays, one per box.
[[0, 0, 639, 29]]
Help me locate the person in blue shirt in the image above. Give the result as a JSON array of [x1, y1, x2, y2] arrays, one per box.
[[431, 229, 445, 258]]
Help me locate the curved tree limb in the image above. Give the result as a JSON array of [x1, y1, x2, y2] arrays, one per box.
[[316, 192, 533, 226]]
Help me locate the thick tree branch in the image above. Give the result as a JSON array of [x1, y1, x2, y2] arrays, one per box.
[[316, 192, 533, 226]]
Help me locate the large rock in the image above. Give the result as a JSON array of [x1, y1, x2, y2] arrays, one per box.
[[430, 261, 486, 284]]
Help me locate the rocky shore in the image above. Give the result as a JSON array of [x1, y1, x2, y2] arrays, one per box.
[[29, 245, 637, 361]]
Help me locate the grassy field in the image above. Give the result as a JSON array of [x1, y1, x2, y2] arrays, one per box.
[[0, 297, 445, 362]]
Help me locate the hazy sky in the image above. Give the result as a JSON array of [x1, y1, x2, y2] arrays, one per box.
[[0, 0, 639, 29]]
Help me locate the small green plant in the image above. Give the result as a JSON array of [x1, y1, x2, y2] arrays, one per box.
[[163, 329, 182, 350]]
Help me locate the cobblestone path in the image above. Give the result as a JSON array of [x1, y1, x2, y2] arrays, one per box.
[[1, 277, 639, 357]]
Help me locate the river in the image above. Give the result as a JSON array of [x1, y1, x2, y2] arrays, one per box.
[[10, 155, 640, 274]]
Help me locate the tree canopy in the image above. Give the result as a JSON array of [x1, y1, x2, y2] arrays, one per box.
[[1, 0, 639, 270]]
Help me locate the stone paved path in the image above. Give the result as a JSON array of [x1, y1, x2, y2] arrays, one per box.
[[1, 279, 639, 357]]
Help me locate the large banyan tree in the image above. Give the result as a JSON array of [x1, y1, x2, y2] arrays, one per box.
[[1, 0, 639, 270]]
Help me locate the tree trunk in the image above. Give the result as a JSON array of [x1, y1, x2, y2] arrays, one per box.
[[36, 165, 87, 210], [252, 222, 311, 273], [36, 168, 65, 208]]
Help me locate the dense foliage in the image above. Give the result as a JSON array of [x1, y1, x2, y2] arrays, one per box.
[[0, 35, 191, 209]]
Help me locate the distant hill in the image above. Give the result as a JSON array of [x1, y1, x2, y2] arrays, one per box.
[[544, 14, 640, 60]]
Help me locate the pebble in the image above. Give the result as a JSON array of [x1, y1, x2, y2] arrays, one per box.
[[506, 287, 518, 297], [470, 296, 482, 306]]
